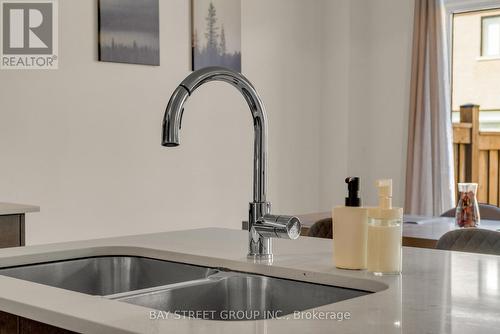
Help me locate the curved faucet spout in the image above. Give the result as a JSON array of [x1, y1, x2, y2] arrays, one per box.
[[162, 67, 268, 203], [162, 67, 301, 260]]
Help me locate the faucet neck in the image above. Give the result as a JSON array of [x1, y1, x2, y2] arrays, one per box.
[[173, 67, 268, 203], [162, 67, 301, 261]]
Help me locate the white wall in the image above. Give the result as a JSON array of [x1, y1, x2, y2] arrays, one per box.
[[0, 0, 324, 244], [345, 0, 414, 207], [318, 0, 350, 210], [0, 0, 415, 244], [318, 0, 414, 208]]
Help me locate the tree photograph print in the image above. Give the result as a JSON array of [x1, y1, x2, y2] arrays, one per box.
[[192, 0, 241, 72]]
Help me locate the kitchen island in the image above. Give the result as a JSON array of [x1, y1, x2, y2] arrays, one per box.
[[0, 228, 498, 333]]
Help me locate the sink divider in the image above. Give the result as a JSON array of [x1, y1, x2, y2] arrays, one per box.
[[105, 270, 230, 301]]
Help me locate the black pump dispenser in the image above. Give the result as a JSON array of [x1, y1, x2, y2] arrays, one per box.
[[345, 177, 361, 207]]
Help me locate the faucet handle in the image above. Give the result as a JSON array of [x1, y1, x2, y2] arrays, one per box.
[[254, 214, 301, 240]]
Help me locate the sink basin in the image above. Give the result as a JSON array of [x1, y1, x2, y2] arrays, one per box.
[[115, 271, 371, 321], [0, 256, 373, 320], [0, 256, 215, 296]]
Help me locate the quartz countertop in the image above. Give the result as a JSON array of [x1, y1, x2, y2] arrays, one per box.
[[0, 202, 40, 216], [0, 228, 498, 333]]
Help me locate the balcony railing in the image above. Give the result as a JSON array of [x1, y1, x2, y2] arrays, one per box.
[[453, 104, 500, 204], [452, 109, 500, 131]]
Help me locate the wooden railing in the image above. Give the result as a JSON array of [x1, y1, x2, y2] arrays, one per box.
[[453, 104, 500, 204]]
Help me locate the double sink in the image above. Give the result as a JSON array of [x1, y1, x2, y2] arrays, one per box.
[[0, 256, 372, 321]]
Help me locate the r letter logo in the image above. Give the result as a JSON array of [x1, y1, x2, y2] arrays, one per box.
[[1, 0, 58, 69]]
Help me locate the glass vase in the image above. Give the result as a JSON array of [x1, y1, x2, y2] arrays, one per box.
[[455, 183, 480, 228]]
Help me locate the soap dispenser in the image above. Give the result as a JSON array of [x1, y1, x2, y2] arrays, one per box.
[[333, 177, 368, 270], [367, 179, 403, 275]]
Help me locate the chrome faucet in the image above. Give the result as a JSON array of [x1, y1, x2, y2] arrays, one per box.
[[162, 67, 301, 260]]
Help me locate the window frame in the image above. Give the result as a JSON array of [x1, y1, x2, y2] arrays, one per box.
[[481, 14, 500, 57], [445, 0, 500, 114], [445, 0, 500, 63]]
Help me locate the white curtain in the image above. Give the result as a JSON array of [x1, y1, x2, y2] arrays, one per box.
[[405, 0, 455, 216]]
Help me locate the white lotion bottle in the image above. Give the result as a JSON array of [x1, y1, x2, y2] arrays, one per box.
[[333, 177, 368, 270], [367, 179, 403, 275]]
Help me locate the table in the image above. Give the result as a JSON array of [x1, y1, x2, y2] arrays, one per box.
[[403, 215, 500, 248], [242, 212, 500, 249]]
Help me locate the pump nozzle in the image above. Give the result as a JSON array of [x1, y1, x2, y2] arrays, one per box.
[[345, 177, 361, 207], [376, 179, 392, 209]]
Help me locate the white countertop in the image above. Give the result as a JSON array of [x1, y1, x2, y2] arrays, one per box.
[[0, 228, 498, 334], [0, 202, 40, 216]]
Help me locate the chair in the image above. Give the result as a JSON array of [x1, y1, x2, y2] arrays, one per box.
[[307, 218, 333, 239], [436, 229, 500, 255], [440, 203, 500, 220]]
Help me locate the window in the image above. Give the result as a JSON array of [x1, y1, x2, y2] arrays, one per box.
[[482, 15, 500, 57], [452, 9, 500, 130]]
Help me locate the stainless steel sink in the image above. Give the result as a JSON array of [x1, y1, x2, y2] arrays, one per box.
[[0, 256, 373, 320], [113, 271, 371, 321], [0, 256, 216, 295]]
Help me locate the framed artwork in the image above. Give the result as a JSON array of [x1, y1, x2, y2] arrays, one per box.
[[98, 0, 160, 66], [192, 0, 241, 72]]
